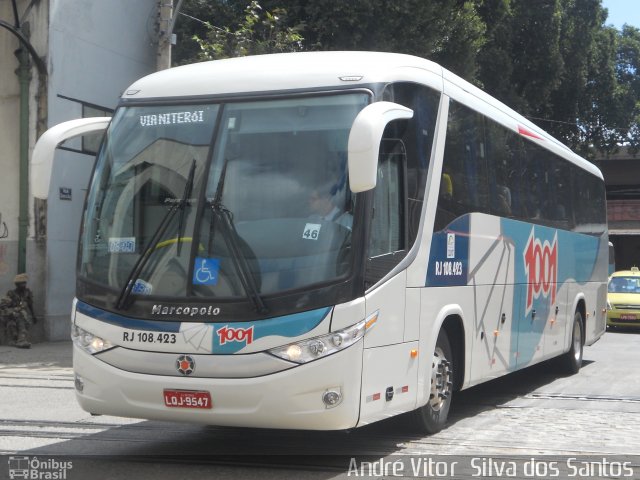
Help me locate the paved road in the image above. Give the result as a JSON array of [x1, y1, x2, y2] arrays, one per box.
[[0, 330, 639, 478]]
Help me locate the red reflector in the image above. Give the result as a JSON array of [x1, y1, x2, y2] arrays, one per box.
[[518, 125, 543, 140], [401, 385, 409, 393], [372, 393, 381, 401]]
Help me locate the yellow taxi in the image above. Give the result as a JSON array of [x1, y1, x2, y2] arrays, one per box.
[[607, 267, 640, 328]]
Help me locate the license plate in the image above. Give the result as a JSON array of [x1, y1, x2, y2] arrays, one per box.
[[163, 389, 212, 409], [620, 314, 637, 321]]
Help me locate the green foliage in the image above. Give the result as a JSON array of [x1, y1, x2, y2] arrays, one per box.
[[173, 0, 640, 156], [191, 1, 303, 61]]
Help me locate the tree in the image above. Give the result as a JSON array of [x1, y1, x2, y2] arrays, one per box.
[[549, 0, 609, 154], [262, 0, 485, 79], [172, 0, 242, 65], [172, 0, 640, 157], [476, 0, 519, 108], [176, 1, 303, 63], [612, 25, 640, 152]]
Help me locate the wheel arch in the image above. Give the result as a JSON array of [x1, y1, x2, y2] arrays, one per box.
[[421, 304, 467, 399], [441, 314, 465, 391]]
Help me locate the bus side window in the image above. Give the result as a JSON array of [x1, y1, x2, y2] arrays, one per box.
[[435, 100, 490, 230], [365, 137, 407, 285]]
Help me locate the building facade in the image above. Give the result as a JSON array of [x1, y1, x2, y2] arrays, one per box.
[[1, 0, 161, 342], [595, 147, 640, 272]]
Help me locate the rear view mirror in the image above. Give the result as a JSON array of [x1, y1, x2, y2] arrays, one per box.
[[32, 117, 111, 199], [347, 102, 413, 193]]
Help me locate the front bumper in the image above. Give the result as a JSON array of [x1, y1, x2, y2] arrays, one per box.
[[607, 310, 640, 328], [73, 339, 363, 430]]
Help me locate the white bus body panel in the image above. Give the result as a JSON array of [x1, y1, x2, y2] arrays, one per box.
[[74, 341, 363, 430], [357, 272, 422, 426]]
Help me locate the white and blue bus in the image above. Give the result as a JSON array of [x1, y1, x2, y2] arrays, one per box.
[[32, 52, 608, 433]]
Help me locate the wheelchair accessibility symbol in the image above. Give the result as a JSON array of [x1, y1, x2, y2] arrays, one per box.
[[193, 257, 220, 286]]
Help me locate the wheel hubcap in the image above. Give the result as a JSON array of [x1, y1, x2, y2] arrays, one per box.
[[573, 320, 582, 362], [429, 347, 452, 411]]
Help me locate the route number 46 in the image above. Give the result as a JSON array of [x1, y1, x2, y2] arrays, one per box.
[[303, 223, 321, 241]]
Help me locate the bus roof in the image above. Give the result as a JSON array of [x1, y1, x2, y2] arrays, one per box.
[[122, 51, 602, 179], [124, 51, 443, 99]]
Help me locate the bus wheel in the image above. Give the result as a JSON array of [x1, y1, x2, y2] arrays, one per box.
[[412, 330, 453, 434], [560, 311, 584, 374]]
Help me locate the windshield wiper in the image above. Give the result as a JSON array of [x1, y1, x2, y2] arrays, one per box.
[[115, 161, 197, 310], [209, 159, 268, 314], [176, 159, 196, 256], [114, 203, 179, 310]]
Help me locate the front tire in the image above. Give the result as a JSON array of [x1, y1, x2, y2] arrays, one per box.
[[411, 330, 454, 434], [560, 311, 584, 374]]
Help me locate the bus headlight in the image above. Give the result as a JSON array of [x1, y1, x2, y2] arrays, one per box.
[[268, 312, 377, 364], [72, 325, 114, 354]]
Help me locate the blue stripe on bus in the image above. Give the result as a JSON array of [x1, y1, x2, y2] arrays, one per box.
[[76, 301, 332, 352]]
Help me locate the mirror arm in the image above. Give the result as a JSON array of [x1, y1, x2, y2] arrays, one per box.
[[31, 117, 111, 199]]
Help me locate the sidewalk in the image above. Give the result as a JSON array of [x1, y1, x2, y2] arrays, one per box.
[[0, 340, 72, 369]]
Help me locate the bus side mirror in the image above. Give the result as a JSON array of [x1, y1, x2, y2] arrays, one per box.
[[31, 117, 111, 199], [347, 102, 413, 193]]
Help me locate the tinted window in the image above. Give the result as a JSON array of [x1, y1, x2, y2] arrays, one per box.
[[435, 100, 606, 236]]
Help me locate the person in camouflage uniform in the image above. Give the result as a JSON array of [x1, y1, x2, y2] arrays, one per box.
[[0, 273, 36, 348]]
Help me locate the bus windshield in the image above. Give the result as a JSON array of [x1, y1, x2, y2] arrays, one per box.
[[79, 93, 369, 307]]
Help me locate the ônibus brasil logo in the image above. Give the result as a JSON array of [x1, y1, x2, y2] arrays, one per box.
[[523, 229, 558, 315], [216, 325, 254, 346]]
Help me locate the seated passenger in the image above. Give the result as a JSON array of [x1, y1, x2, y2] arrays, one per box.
[[308, 188, 352, 230], [440, 173, 453, 201], [495, 185, 512, 216]]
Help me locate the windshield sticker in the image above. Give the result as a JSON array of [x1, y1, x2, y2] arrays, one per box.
[[302, 223, 321, 241], [108, 237, 136, 253], [193, 257, 220, 285], [139, 110, 205, 127], [132, 279, 153, 295]]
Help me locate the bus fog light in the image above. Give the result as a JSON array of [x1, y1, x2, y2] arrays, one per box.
[[322, 388, 342, 408], [74, 374, 84, 393]]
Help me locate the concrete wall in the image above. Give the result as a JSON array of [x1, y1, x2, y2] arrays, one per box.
[[0, 0, 48, 344], [44, 0, 157, 340], [1, 0, 158, 343], [0, 1, 23, 294]]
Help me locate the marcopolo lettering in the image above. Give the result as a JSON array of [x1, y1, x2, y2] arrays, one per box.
[[151, 304, 221, 317], [139, 110, 205, 127]]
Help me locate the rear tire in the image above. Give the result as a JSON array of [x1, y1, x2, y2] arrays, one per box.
[[560, 311, 584, 374], [411, 330, 454, 434]]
